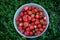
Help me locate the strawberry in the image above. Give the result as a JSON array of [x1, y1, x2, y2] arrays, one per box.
[[43, 21, 47, 25], [31, 6, 35, 9], [34, 9, 38, 13], [27, 15, 31, 21], [21, 29, 24, 33], [43, 25, 46, 29], [19, 18, 22, 22], [35, 14, 39, 19], [38, 24, 41, 28], [39, 28, 44, 32], [24, 12, 27, 15], [32, 9, 35, 13], [40, 19, 43, 24], [24, 31, 29, 36], [35, 28, 39, 31], [26, 27, 30, 31], [35, 31, 41, 35], [24, 6, 28, 10], [40, 12, 43, 16], [19, 22, 23, 27], [31, 17, 35, 22], [39, 16, 43, 19], [32, 8, 38, 13], [28, 7, 32, 11], [40, 8, 43, 12], [23, 15, 28, 21], [17, 26, 22, 31], [20, 12, 24, 17], [36, 8, 40, 11], [24, 22, 28, 27], [31, 22, 35, 25], [16, 17, 19, 21], [31, 14, 35, 18], [36, 12, 39, 14], [29, 32, 33, 36], [34, 25, 37, 28], [16, 17, 19, 24], [30, 25, 34, 30], [16, 21, 19, 25], [35, 20, 39, 25], [43, 16, 46, 20], [27, 11, 32, 15]]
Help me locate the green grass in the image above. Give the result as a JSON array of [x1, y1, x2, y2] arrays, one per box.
[[0, 0, 60, 40]]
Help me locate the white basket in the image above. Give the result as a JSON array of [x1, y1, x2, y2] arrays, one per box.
[[14, 3, 49, 38]]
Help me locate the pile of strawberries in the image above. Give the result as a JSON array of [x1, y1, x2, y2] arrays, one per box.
[[16, 5, 47, 36]]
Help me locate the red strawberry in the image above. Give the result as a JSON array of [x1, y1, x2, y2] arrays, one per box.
[[16, 17, 19, 24], [26, 27, 30, 31], [31, 14, 35, 18], [24, 12, 27, 15], [24, 6, 28, 10], [29, 32, 33, 36], [16, 17, 19, 21], [19, 18, 22, 22], [31, 22, 35, 25], [40, 19, 43, 24], [34, 25, 37, 28], [43, 16, 46, 20], [28, 7, 32, 11], [27, 15, 31, 21], [40, 12, 43, 16], [31, 6, 35, 9], [40, 8, 43, 12], [32, 9, 35, 13], [16, 21, 19, 25], [19, 22, 23, 27], [30, 25, 34, 30], [17, 26, 22, 31], [23, 26, 26, 30], [27, 11, 32, 15], [39, 28, 44, 32], [21, 30, 24, 33], [43, 21, 47, 25], [20, 12, 24, 17], [35, 28, 39, 31], [38, 24, 41, 28], [23, 15, 28, 21], [24, 22, 28, 27], [24, 31, 29, 36], [35, 31, 41, 35], [36, 12, 39, 14], [35, 14, 39, 19], [34, 9, 38, 13], [43, 25, 46, 29], [35, 20, 39, 25], [31, 17, 35, 22], [39, 16, 43, 19]]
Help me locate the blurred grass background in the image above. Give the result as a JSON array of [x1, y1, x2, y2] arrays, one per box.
[[0, 0, 60, 40]]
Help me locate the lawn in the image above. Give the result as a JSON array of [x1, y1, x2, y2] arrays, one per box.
[[0, 0, 60, 40]]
